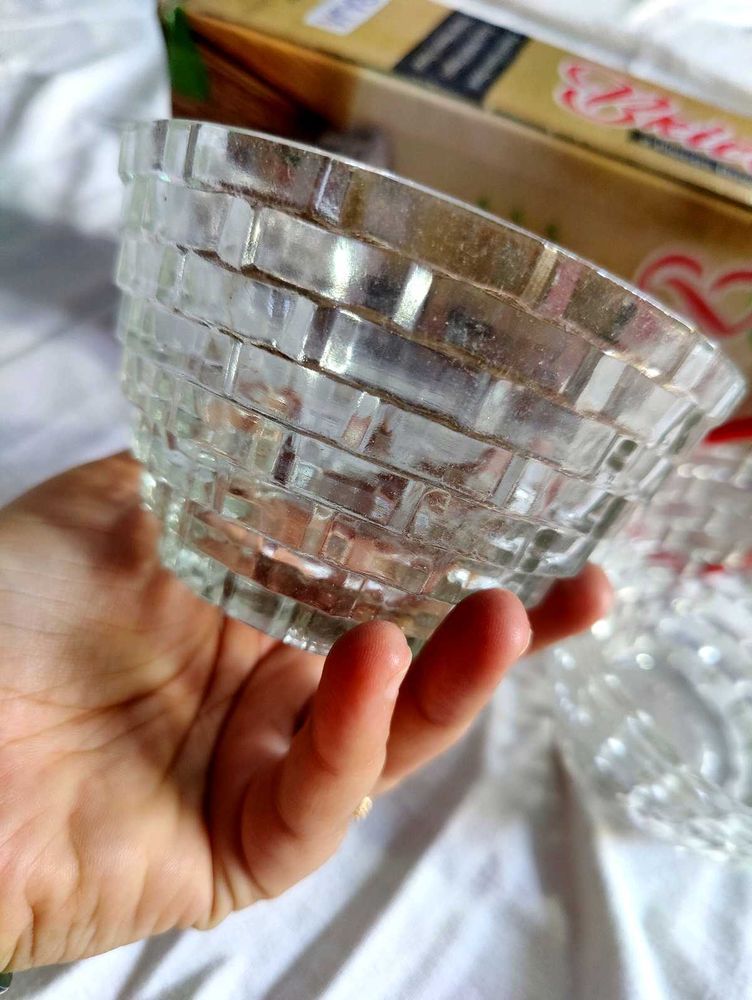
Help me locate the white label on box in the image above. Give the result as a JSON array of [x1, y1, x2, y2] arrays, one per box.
[[305, 0, 391, 35]]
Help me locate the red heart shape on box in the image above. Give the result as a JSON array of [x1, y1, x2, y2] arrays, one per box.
[[636, 253, 752, 339], [636, 252, 752, 444]]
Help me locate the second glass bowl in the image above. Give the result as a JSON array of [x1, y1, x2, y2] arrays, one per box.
[[549, 439, 752, 859]]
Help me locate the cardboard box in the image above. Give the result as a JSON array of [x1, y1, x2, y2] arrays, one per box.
[[182, 0, 752, 417]]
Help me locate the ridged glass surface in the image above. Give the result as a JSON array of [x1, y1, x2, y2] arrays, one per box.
[[549, 563, 752, 860], [549, 441, 752, 859], [119, 120, 743, 415], [116, 121, 744, 652]]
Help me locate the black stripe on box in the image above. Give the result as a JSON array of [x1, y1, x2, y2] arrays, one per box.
[[395, 13, 527, 102]]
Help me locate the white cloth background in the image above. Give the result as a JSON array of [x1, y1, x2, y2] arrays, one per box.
[[3, 3, 752, 997], [433, 0, 752, 117]]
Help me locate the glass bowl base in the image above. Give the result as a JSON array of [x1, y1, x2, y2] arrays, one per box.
[[139, 459, 553, 654], [158, 524, 454, 655]]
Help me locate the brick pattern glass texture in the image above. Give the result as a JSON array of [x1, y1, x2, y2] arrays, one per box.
[[115, 121, 745, 653]]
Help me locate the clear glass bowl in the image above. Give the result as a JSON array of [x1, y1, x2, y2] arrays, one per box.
[[115, 120, 745, 653], [549, 439, 752, 859], [549, 567, 752, 860]]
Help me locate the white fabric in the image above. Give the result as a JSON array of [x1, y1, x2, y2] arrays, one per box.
[[433, 0, 752, 116], [3, 4, 752, 998], [0, 0, 168, 502]]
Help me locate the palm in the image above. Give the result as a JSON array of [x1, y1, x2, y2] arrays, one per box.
[[0, 455, 610, 971]]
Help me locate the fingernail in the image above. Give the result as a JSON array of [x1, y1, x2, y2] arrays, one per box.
[[384, 654, 411, 701]]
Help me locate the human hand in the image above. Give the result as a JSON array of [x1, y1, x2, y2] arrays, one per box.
[[0, 454, 610, 970]]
